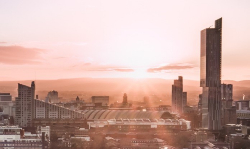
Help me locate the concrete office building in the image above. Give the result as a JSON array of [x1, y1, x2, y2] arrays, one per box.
[[236, 100, 250, 126], [236, 100, 250, 111], [200, 18, 222, 130], [0, 93, 15, 117], [172, 76, 187, 114], [0, 93, 12, 101], [91, 96, 109, 106], [15, 81, 35, 127]]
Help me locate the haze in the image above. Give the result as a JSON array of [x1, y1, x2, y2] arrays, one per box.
[[0, 0, 250, 81]]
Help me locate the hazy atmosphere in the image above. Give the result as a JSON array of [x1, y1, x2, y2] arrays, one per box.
[[1, 0, 250, 81], [1, 1, 250, 149]]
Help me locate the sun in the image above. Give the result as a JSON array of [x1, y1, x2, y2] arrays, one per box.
[[129, 69, 148, 79]]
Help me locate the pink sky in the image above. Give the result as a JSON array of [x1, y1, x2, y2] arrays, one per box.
[[0, 0, 250, 81]]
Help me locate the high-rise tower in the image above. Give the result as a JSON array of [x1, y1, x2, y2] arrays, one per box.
[[15, 81, 35, 127], [200, 18, 222, 130], [172, 76, 187, 114]]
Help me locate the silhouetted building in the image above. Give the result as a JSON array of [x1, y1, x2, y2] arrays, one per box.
[[46, 90, 59, 103], [15, 81, 35, 127], [123, 93, 128, 105], [221, 84, 236, 125], [91, 96, 109, 106], [200, 18, 222, 130], [172, 76, 187, 114], [76, 96, 80, 102], [110, 93, 132, 108]]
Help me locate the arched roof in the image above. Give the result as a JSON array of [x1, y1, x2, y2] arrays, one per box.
[[99, 110, 111, 119], [88, 110, 101, 119], [84, 110, 168, 120], [93, 110, 105, 119]]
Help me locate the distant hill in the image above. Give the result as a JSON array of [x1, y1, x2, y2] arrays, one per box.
[[0, 78, 249, 106]]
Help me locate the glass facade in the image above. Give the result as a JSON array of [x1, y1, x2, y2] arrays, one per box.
[[200, 18, 222, 130]]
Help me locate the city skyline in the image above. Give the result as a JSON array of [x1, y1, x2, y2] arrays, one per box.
[[0, 0, 250, 81], [1, 1, 250, 148]]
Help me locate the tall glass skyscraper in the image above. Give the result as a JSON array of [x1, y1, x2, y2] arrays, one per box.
[[200, 18, 222, 130]]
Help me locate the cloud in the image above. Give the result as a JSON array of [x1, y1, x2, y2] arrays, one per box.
[[113, 68, 134, 72], [54, 42, 87, 46], [0, 46, 45, 65], [72, 63, 92, 67], [69, 63, 134, 72], [89, 67, 134, 72], [147, 64, 194, 73], [0, 42, 7, 44]]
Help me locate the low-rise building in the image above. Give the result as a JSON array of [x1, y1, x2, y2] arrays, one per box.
[[37, 126, 50, 141], [89, 118, 190, 133], [0, 125, 48, 148], [0, 93, 15, 117], [104, 136, 175, 149], [58, 135, 93, 149], [91, 96, 109, 106], [120, 138, 167, 149]]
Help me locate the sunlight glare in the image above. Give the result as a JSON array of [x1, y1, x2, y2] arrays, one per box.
[[130, 69, 148, 79]]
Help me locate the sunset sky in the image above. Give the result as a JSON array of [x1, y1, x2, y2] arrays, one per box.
[[0, 0, 250, 81]]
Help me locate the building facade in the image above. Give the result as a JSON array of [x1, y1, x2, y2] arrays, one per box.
[[15, 81, 35, 127], [91, 96, 109, 106], [183, 92, 187, 108], [172, 76, 187, 114], [221, 84, 236, 125], [0, 125, 48, 148], [89, 118, 190, 132], [200, 18, 222, 130], [0, 93, 15, 117], [34, 99, 85, 119], [15, 81, 85, 127], [236, 100, 250, 126]]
